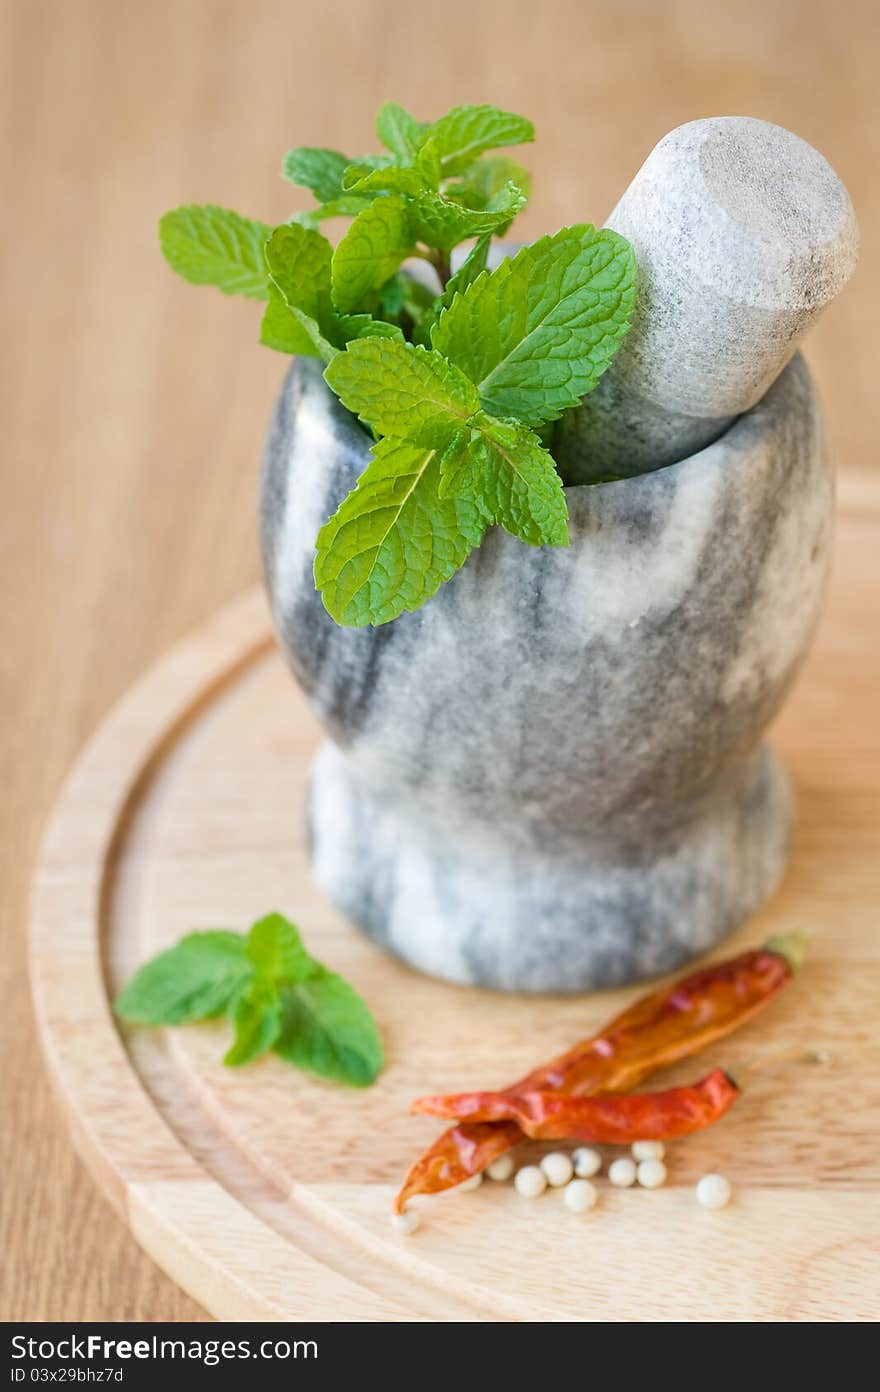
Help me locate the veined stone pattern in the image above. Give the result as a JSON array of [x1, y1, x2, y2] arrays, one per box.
[[260, 353, 831, 992]]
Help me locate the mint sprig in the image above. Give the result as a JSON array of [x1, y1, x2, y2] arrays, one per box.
[[114, 913, 383, 1087], [316, 225, 633, 625], [159, 101, 637, 628]]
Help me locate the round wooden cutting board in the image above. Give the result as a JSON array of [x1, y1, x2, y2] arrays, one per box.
[[30, 474, 880, 1322]]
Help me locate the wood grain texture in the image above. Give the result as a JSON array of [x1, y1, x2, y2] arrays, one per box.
[[28, 491, 880, 1319], [3, 0, 880, 1321]]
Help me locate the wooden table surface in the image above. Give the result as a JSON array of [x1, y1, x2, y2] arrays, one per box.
[[2, 0, 878, 1322]]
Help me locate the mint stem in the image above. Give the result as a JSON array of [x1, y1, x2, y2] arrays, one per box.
[[428, 247, 451, 288]]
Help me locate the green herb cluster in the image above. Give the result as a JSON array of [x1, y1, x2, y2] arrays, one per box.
[[114, 913, 383, 1087], [160, 102, 637, 627]]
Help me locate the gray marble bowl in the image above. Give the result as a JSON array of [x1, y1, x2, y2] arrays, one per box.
[[260, 352, 831, 992]]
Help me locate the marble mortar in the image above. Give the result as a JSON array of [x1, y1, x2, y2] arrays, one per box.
[[260, 352, 832, 993]]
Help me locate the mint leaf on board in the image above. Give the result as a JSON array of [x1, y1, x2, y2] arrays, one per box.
[[440, 415, 569, 547], [429, 104, 535, 176], [274, 968, 384, 1087], [331, 197, 415, 315], [314, 436, 486, 626], [224, 980, 284, 1067], [376, 101, 429, 160], [116, 912, 384, 1086], [408, 182, 527, 252], [282, 147, 351, 202], [159, 206, 272, 299], [432, 225, 637, 426], [231, 915, 325, 1066], [246, 912, 318, 983], [114, 931, 253, 1025], [324, 339, 479, 446]]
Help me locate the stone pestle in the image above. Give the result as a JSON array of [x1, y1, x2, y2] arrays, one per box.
[[553, 117, 858, 484]]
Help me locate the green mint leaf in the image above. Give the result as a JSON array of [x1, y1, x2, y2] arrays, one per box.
[[324, 339, 478, 445], [264, 223, 333, 326], [342, 163, 428, 196], [114, 931, 253, 1025], [432, 225, 637, 426], [331, 198, 414, 314], [293, 195, 375, 229], [274, 968, 384, 1087], [246, 912, 317, 984], [114, 911, 384, 1085], [414, 138, 442, 190], [260, 283, 323, 355], [428, 104, 534, 176], [159, 205, 272, 299], [343, 141, 440, 195], [441, 416, 569, 547], [415, 233, 491, 345], [356, 152, 397, 172], [314, 436, 485, 626], [224, 981, 284, 1067], [446, 155, 532, 210], [282, 147, 350, 202], [263, 302, 404, 357], [263, 303, 337, 362], [264, 223, 340, 362], [376, 101, 429, 160], [408, 182, 526, 252], [337, 314, 405, 343]]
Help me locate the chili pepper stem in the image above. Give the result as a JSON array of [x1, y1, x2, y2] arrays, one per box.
[[764, 930, 810, 972]]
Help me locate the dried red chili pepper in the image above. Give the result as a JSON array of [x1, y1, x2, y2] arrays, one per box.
[[412, 1067, 739, 1142], [394, 933, 804, 1211]]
